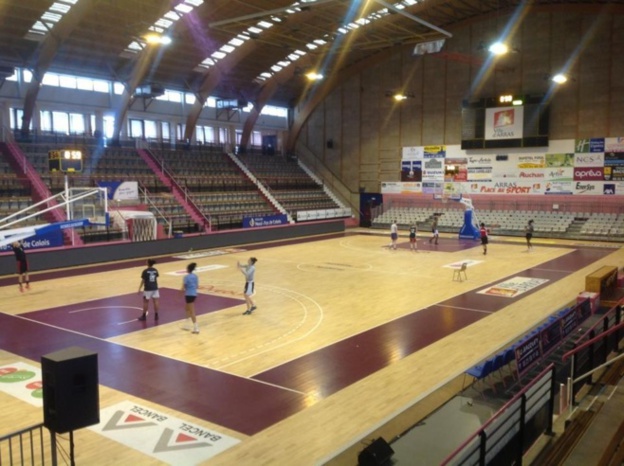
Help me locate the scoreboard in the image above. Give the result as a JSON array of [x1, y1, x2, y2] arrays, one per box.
[[48, 150, 83, 173]]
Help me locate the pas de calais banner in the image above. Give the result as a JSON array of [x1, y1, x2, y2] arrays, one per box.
[[0, 229, 63, 252], [485, 106, 524, 140], [243, 214, 288, 228], [97, 181, 139, 201]]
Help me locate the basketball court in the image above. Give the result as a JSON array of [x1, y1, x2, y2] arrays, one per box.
[[1, 230, 623, 464]]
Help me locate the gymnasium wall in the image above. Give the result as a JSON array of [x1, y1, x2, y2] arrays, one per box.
[[297, 8, 624, 195], [0, 220, 345, 277]]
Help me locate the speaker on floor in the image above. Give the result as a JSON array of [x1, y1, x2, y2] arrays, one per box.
[[42, 346, 99, 433], [358, 437, 394, 466]]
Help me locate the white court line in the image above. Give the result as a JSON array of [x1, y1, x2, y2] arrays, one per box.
[[69, 305, 141, 314], [3, 312, 308, 397], [434, 304, 494, 315]]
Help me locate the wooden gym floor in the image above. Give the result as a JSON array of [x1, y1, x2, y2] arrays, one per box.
[[0, 230, 622, 465]]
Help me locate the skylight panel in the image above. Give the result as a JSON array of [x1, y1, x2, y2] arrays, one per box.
[[164, 11, 181, 21], [50, 3, 71, 14], [211, 51, 226, 59], [155, 18, 173, 29], [148, 26, 164, 33], [271, 65, 283, 72], [220, 44, 235, 53], [185, 0, 204, 6], [278, 61, 290, 67], [306, 43, 318, 50], [174, 3, 193, 14], [313, 39, 327, 45], [258, 21, 273, 29], [248, 26, 263, 34], [229, 37, 244, 47]]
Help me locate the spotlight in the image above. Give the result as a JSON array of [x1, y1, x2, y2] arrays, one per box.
[[393, 94, 407, 101], [488, 42, 508, 55], [552, 73, 568, 84], [144, 34, 172, 45], [305, 72, 323, 81]]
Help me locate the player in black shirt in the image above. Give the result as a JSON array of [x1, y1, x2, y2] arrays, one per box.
[[138, 259, 160, 321], [12, 241, 30, 292]]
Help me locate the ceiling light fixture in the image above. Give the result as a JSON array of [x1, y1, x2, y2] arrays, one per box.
[[488, 42, 508, 55], [552, 73, 568, 84], [305, 72, 324, 81]]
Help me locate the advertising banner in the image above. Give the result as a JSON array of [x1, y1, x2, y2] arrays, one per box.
[[444, 158, 467, 182], [423, 145, 446, 158], [380, 182, 422, 194], [0, 229, 64, 251], [485, 106, 524, 140], [466, 155, 495, 167], [544, 181, 573, 195], [575, 138, 605, 153], [545, 167, 574, 182], [574, 153, 604, 167], [573, 167, 604, 181], [515, 334, 542, 375], [242, 214, 288, 228], [604, 166, 624, 181], [604, 137, 624, 153], [402, 146, 424, 159], [467, 167, 493, 182], [545, 153, 574, 167], [97, 181, 139, 201], [573, 181, 603, 195], [517, 154, 545, 169], [401, 160, 422, 181], [604, 152, 624, 166]]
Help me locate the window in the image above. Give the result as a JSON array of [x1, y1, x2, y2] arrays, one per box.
[[161, 121, 170, 141], [93, 79, 109, 93], [42, 73, 60, 86], [40, 110, 52, 132], [235, 129, 243, 144], [129, 119, 144, 138], [23, 70, 33, 83], [252, 131, 262, 146], [219, 127, 229, 144], [144, 120, 157, 139], [5, 70, 17, 81], [76, 77, 93, 91], [59, 75, 77, 89], [176, 123, 186, 141], [52, 111, 69, 134], [185, 93, 196, 105], [69, 113, 85, 134], [203, 126, 215, 143], [113, 82, 125, 95], [103, 115, 115, 139]]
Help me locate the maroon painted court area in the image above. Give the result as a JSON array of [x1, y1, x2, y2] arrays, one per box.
[[0, 313, 306, 436], [20, 288, 245, 339], [0, 237, 616, 435]]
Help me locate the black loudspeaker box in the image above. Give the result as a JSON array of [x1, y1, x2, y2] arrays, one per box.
[[326, 139, 334, 149], [358, 437, 394, 466], [42, 347, 99, 433]]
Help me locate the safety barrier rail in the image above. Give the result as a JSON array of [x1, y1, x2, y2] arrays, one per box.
[[441, 364, 556, 466]]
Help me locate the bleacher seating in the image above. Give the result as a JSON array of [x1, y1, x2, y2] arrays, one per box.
[[0, 151, 43, 227], [371, 205, 623, 240]]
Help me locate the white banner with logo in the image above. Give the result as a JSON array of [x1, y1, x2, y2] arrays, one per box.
[[485, 106, 524, 140]]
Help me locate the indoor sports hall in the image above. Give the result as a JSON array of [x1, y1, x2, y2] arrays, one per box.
[[1, 1, 624, 465]]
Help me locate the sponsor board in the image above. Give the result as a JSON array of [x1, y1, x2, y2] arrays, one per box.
[[402, 146, 424, 159], [604, 152, 624, 166], [422, 182, 443, 194], [573, 181, 603, 195], [545, 153, 574, 167], [423, 169, 444, 182], [574, 153, 604, 167], [544, 181, 573, 195], [0, 230, 64, 252], [545, 167, 574, 182], [423, 145, 446, 158], [517, 154, 545, 169], [173, 249, 246, 260], [467, 167, 493, 182], [401, 160, 422, 181], [97, 181, 139, 201], [515, 334, 542, 375], [0, 362, 43, 407], [477, 277, 549, 298], [380, 181, 422, 194], [243, 214, 288, 228], [604, 137, 624, 153], [518, 170, 545, 180], [603, 166, 624, 181], [604, 184, 616, 195], [573, 167, 604, 181], [90, 401, 240, 465], [467, 155, 495, 167], [443, 260, 483, 269], [167, 264, 228, 276], [485, 106, 524, 140], [575, 138, 605, 153]]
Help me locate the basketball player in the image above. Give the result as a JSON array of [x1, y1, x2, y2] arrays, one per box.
[[181, 262, 199, 333], [480, 222, 489, 255], [409, 223, 418, 252], [525, 219, 534, 251], [138, 259, 159, 321], [11, 241, 30, 292], [429, 214, 439, 245], [239, 257, 258, 315], [390, 220, 398, 250]]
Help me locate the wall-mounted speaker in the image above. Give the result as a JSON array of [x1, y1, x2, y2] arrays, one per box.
[[42, 347, 99, 433], [326, 139, 334, 149]]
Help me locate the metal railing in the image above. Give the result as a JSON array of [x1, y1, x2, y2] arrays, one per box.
[[562, 304, 624, 406], [0, 423, 55, 465], [440, 364, 556, 466]]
